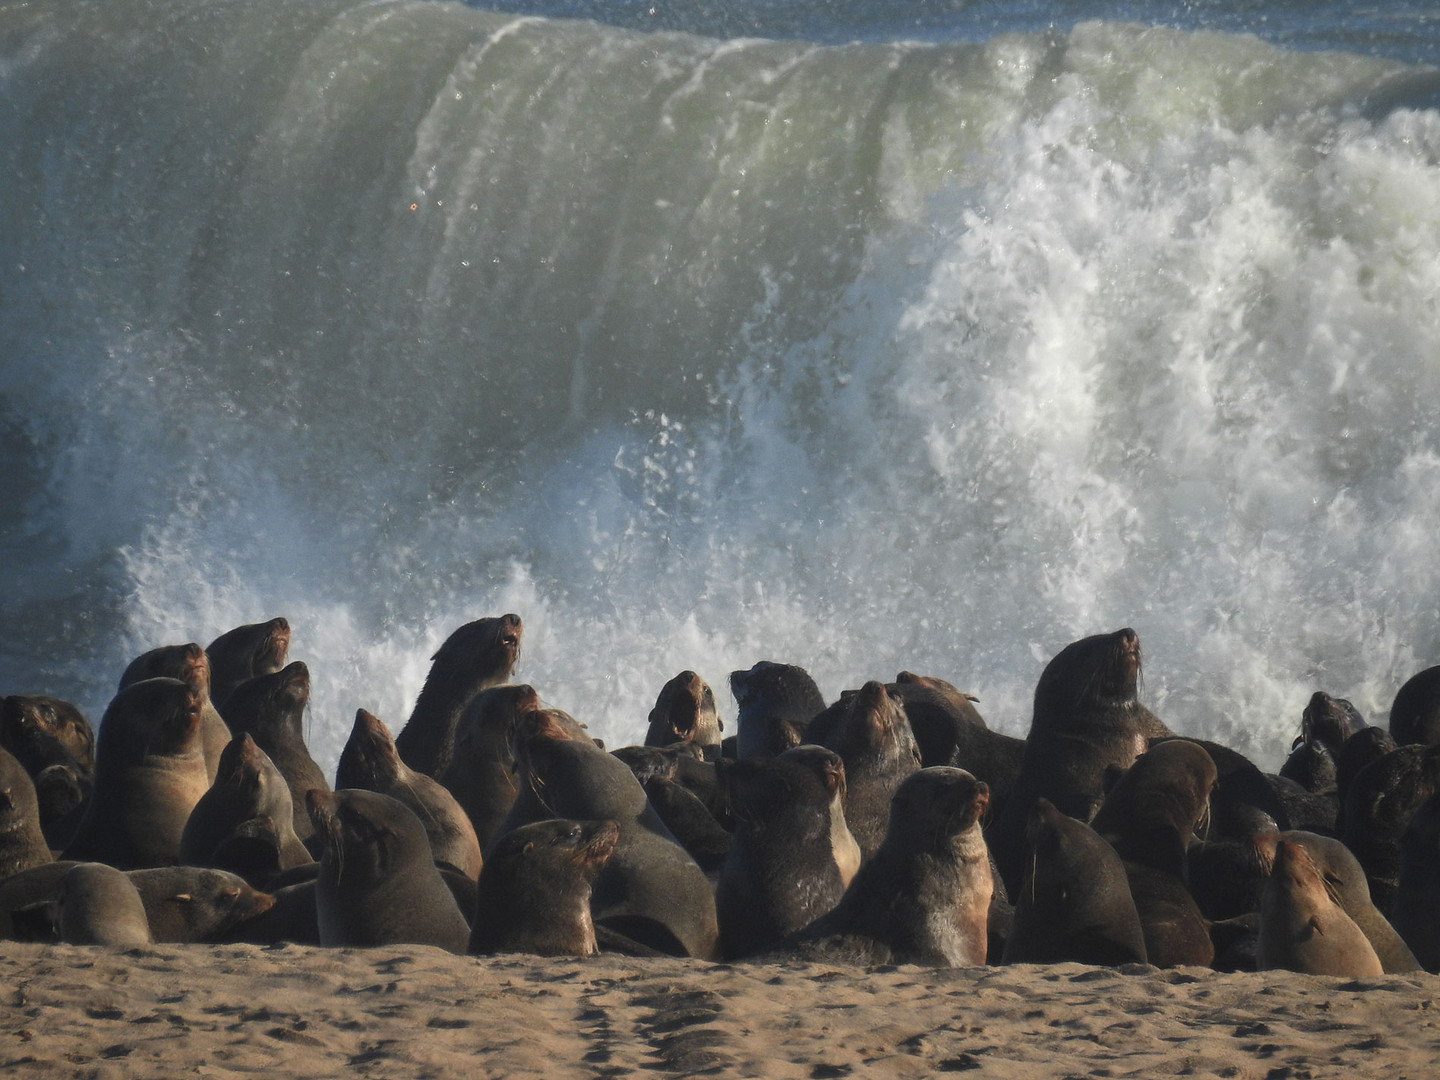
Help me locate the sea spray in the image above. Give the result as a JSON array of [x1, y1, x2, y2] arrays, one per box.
[[2, 1, 1438, 773]]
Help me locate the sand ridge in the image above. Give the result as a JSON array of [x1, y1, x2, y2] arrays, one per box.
[[3, 943, 1439, 1078]]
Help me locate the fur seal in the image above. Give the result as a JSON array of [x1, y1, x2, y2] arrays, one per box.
[[1, 695, 94, 847], [1336, 725, 1398, 807], [180, 733, 312, 878], [644, 671, 722, 757], [1302, 691, 1367, 756], [436, 683, 539, 851], [56, 862, 154, 946], [218, 661, 329, 846], [336, 709, 484, 880], [816, 681, 922, 862], [1256, 837, 1383, 977], [1393, 793, 1440, 971], [62, 678, 211, 869], [498, 707, 719, 959], [730, 661, 826, 760], [207, 617, 291, 707], [1092, 740, 1216, 967], [127, 866, 276, 942], [1253, 830, 1420, 973], [612, 744, 732, 873], [469, 818, 619, 956], [1002, 797, 1148, 966], [787, 767, 993, 966], [1340, 743, 1440, 913], [0, 746, 54, 877], [991, 629, 1162, 894], [714, 746, 856, 960], [119, 642, 232, 782], [394, 613, 522, 777], [1390, 665, 1440, 747], [306, 788, 470, 953]]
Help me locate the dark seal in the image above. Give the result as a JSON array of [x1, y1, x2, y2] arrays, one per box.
[[730, 661, 826, 760], [787, 767, 993, 966], [307, 788, 471, 953], [644, 670, 723, 757], [207, 617, 291, 708], [394, 613, 523, 777], [469, 818, 619, 956]]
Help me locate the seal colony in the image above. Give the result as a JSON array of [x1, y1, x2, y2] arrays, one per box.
[[5, 616, 1440, 989]]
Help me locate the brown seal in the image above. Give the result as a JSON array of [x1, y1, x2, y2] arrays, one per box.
[[787, 767, 993, 966], [119, 641, 232, 783], [1, 695, 95, 847], [1002, 797, 1148, 966], [62, 678, 211, 869], [437, 683, 540, 851], [714, 746, 856, 960], [218, 661, 329, 846], [0, 746, 53, 877], [127, 866, 276, 942], [1340, 743, 1440, 913], [816, 681, 922, 862], [1253, 830, 1420, 974], [1257, 837, 1382, 976], [336, 709, 484, 880], [730, 661, 826, 760], [56, 862, 154, 945], [306, 788, 471, 953], [497, 707, 720, 959], [469, 818, 619, 956], [990, 628, 1166, 894], [644, 670, 723, 757], [180, 733, 312, 878], [1091, 740, 1217, 968], [207, 617, 291, 707], [394, 614, 522, 777]]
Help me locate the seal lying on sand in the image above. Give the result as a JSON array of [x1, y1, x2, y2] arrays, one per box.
[[785, 767, 993, 967], [1003, 797, 1148, 966], [470, 818, 619, 956], [307, 788, 470, 954], [395, 614, 522, 777]]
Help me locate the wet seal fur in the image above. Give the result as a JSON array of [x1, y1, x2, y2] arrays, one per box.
[[119, 642, 232, 783], [469, 818, 619, 955], [437, 683, 540, 851]]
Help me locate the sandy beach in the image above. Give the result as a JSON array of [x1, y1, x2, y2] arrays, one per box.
[[3, 943, 1437, 1079]]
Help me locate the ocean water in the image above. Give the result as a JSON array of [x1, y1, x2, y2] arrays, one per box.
[[2, 0, 1439, 774]]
